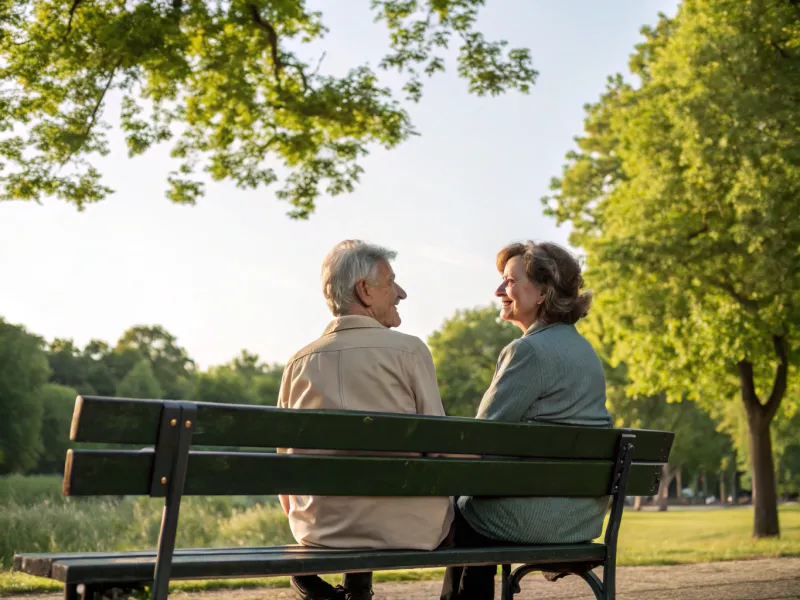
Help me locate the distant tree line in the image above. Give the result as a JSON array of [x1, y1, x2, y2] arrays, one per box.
[[0, 319, 282, 475]]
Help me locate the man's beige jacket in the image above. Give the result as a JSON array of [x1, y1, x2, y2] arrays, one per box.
[[278, 315, 454, 550]]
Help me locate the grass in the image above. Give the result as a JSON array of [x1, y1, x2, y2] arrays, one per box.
[[1, 474, 799, 596], [615, 505, 800, 565], [0, 475, 290, 570]]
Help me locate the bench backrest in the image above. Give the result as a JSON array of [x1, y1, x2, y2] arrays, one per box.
[[65, 396, 673, 499]]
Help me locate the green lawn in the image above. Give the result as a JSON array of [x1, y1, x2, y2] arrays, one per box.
[[615, 505, 800, 565], [1, 505, 798, 596]]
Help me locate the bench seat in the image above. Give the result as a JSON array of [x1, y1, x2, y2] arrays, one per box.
[[16, 543, 606, 585]]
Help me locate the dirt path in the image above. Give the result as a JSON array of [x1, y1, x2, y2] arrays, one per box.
[[5, 557, 800, 599]]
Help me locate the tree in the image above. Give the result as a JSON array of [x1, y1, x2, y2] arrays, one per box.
[[47, 338, 93, 394], [0, 0, 536, 217], [228, 350, 268, 379], [189, 366, 255, 405], [226, 350, 283, 404], [115, 326, 194, 398], [428, 305, 519, 416], [188, 351, 284, 405], [116, 359, 163, 399], [82, 340, 121, 397], [544, 0, 800, 536], [0, 318, 50, 474], [34, 383, 78, 474], [251, 370, 283, 405]]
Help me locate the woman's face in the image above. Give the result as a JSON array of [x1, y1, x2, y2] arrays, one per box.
[[495, 255, 545, 331]]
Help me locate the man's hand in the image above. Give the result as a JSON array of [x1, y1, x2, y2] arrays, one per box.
[[279, 494, 290, 516]]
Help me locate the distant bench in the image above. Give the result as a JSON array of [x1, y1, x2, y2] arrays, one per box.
[[13, 396, 673, 600]]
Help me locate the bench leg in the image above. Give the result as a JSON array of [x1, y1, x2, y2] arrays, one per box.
[[577, 571, 605, 600], [508, 564, 606, 600], [500, 564, 512, 600], [64, 584, 79, 600]]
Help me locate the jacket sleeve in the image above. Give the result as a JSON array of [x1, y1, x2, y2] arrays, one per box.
[[476, 340, 540, 423], [410, 341, 446, 416]]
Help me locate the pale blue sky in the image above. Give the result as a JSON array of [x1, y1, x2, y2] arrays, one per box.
[[1, 1, 678, 368]]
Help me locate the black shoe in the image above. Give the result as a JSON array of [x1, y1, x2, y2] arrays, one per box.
[[290, 576, 347, 600], [342, 571, 373, 600]]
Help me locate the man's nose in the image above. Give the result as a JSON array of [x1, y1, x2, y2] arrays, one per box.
[[397, 284, 408, 300]]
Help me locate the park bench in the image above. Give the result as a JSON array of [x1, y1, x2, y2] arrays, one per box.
[[14, 396, 673, 600]]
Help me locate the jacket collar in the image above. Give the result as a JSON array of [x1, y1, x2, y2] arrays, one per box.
[[523, 321, 562, 338], [322, 315, 386, 335]]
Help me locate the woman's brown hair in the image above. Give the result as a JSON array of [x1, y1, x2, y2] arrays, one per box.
[[496, 241, 592, 325]]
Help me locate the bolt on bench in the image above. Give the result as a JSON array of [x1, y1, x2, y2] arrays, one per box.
[[13, 396, 673, 600]]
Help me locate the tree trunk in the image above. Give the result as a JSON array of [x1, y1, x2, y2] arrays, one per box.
[[633, 496, 642, 511], [676, 467, 683, 499], [657, 464, 674, 512], [746, 411, 780, 536], [720, 473, 726, 505], [738, 338, 787, 538]]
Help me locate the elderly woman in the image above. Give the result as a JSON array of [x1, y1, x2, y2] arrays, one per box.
[[440, 241, 612, 600]]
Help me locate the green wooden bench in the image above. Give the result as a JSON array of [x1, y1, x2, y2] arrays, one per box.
[[13, 396, 673, 600]]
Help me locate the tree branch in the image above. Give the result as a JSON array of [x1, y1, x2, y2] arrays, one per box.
[[172, 0, 183, 22], [770, 40, 791, 59], [247, 4, 281, 81], [764, 334, 788, 424], [283, 61, 310, 92], [312, 52, 327, 77], [63, 0, 84, 41], [60, 63, 119, 168], [711, 277, 760, 314], [737, 359, 761, 415], [687, 224, 709, 240]]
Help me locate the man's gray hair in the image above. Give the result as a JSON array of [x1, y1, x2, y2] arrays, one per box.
[[321, 240, 398, 316]]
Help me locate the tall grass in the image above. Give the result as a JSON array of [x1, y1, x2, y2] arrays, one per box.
[[0, 475, 293, 568]]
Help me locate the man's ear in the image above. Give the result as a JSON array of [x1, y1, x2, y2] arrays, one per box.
[[354, 279, 373, 307]]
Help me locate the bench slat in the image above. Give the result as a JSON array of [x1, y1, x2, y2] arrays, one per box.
[[43, 544, 607, 584], [71, 396, 673, 462], [14, 546, 371, 579], [65, 450, 662, 498]]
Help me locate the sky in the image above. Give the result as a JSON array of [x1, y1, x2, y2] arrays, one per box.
[[0, 1, 680, 369]]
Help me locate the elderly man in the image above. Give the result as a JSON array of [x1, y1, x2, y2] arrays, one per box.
[[278, 240, 454, 600]]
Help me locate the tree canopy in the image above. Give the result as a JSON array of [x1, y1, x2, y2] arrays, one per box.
[[545, 0, 800, 536], [0, 0, 536, 216]]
